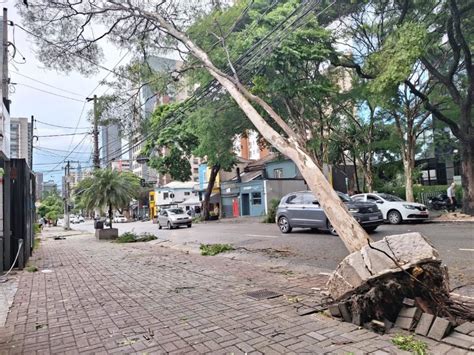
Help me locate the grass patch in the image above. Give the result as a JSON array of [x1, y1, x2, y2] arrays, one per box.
[[200, 243, 234, 256], [26, 265, 38, 272], [33, 237, 41, 251], [392, 334, 427, 355], [116, 231, 157, 243]]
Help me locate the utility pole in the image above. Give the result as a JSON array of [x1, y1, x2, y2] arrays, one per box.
[[87, 95, 100, 169], [30, 115, 34, 168], [2, 8, 9, 110], [64, 161, 70, 230]]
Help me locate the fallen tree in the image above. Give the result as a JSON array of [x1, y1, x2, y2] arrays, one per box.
[[18, 0, 472, 325]]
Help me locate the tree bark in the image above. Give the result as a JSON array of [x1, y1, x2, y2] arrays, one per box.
[[108, 204, 113, 229], [202, 164, 220, 221], [461, 139, 474, 215]]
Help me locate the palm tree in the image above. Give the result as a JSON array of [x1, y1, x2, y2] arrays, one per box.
[[76, 169, 141, 228]]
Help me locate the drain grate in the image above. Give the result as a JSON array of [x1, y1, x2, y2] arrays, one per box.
[[246, 289, 282, 300]]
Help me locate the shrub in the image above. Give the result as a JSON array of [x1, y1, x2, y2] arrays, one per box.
[[116, 232, 157, 243], [26, 265, 38, 272], [200, 243, 234, 256], [262, 198, 280, 223]]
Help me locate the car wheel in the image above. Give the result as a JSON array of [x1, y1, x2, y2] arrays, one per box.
[[364, 226, 378, 233], [158, 222, 162, 230], [387, 210, 402, 225], [167, 221, 173, 230], [187, 224, 192, 228], [278, 216, 292, 233], [327, 220, 338, 236]]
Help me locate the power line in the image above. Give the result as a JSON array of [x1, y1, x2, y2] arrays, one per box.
[[41, 134, 90, 175], [34, 119, 90, 130], [36, 132, 90, 138], [13, 82, 85, 103], [11, 70, 84, 97], [34, 145, 91, 154]]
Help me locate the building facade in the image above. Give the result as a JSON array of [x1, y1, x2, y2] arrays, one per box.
[[10, 117, 31, 167], [111, 159, 130, 172], [35, 172, 43, 200], [101, 124, 121, 167], [233, 130, 270, 161]]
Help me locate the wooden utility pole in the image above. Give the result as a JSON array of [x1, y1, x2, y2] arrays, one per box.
[[87, 95, 100, 169], [92, 95, 100, 169], [2, 8, 9, 109], [64, 161, 70, 230]]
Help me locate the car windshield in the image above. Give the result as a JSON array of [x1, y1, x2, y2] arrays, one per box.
[[378, 193, 403, 202], [168, 208, 184, 215], [338, 192, 352, 203]]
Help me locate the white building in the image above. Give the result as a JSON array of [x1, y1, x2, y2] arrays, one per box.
[[111, 159, 130, 172], [10, 117, 31, 166], [154, 181, 197, 207]]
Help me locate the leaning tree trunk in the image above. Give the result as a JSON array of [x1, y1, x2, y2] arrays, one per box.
[[461, 139, 474, 215], [202, 164, 220, 221], [153, 11, 371, 253], [108, 204, 113, 229]]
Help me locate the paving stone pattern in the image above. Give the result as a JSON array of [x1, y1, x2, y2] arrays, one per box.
[[0, 229, 467, 354]]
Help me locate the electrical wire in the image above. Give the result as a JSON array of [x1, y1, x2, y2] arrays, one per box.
[[36, 132, 90, 138], [11, 70, 84, 97], [34, 119, 90, 130], [13, 82, 86, 103], [41, 134, 90, 175]]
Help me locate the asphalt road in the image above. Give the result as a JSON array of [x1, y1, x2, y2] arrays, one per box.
[[72, 219, 473, 286]]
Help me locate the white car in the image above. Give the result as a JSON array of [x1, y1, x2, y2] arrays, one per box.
[[113, 215, 127, 223], [352, 193, 429, 224], [70, 216, 85, 224]]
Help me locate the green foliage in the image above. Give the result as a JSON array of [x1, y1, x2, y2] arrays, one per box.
[[116, 231, 158, 243], [367, 22, 427, 99], [263, 198, 280, 223], [376, 184, 463, 203], [34, 224, 42, 235], [33, 237, 41, 251], [75, 169, 141, 220], [37, 193, 63, 220], [392, 334, 427, 355], [199, 243, 234, 256], [26, 265, 38, 273]]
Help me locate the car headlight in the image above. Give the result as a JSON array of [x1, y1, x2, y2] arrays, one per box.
[[403, 204, 417, 210], [348, 208, 360, 213]]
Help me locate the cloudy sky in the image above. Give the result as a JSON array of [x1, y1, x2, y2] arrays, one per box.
[[7, 1, 131, 184]]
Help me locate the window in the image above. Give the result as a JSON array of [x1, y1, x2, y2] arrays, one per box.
[[286, 194, 304, 204], [252, 192, 262, 205], [193, 168, 199, 173], [303, 194, 318, 205], [273, 168, 283, 178], [163, 192, 169, 199], [193, 159, 199, 164], [184, 191, 190, 196]]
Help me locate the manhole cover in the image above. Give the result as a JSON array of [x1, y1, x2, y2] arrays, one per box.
[[246, 289, 282, 300]]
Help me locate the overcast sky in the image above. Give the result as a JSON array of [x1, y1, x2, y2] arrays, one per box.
[[7, 1, 131, 184]]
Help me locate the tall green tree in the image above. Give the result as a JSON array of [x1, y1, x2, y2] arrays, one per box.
[[75, 169, 141, 228], [333, 0, 474, 213]]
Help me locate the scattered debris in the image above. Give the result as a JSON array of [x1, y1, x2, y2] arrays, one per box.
[[35, 323, 47, 330], [53, 236, 66, 240], [26, 265, 38, 273], [116, 232, 157, 243], [170, 286, 195, 293], [391, 334, 428, 355], [41, 269, 53, 273], [200, 243, 234, 256]]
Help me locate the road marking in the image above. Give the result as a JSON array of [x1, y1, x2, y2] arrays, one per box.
[[459, 248, 474, 251], [246, 234, 278, 238]]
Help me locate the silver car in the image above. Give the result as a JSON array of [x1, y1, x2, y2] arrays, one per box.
[[158, 208, 192, 229], [276, 191, 384, 235]]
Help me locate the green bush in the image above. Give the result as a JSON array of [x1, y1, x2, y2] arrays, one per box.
[[376, 184, 463, 203], [34, 223, 42, 235], [116, 232, 157, 243], [392, 334, 427, 355], [262, 198, 280, 223], [200, 243, 234, 256]]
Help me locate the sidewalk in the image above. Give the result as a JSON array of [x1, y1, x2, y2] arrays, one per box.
[[0, 227, 467, 354]]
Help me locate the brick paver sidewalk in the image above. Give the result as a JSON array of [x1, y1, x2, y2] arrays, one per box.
[[0, 228, 463, 354]]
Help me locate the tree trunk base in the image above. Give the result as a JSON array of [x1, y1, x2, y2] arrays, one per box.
[[327, 233, 474, 325]]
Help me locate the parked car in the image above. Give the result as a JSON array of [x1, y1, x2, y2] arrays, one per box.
[[70, 216, 85, 224], [158, 208, 192, 229], [276, 191, 384, 235], [351, 192, 429, 224], [113, 215, 127, 223]]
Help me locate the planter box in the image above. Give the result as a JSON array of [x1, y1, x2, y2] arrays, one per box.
[[95, 228, 118, 240]]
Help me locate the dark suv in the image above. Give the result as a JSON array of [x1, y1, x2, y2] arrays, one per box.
[[276, 191, 384, 235]]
